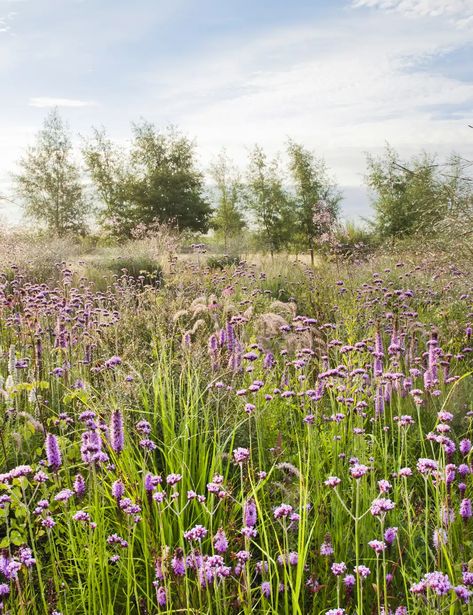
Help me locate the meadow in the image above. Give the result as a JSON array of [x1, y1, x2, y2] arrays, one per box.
[[0, 236, 472, 614]]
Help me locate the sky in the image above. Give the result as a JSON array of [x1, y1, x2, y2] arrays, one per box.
[[0, 0, 472, 224]]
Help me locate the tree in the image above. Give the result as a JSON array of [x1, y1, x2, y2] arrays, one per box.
[[209, 150, 246, 251], [82, 127, 135, 237], [84, 122, 211, 238], [365, 145, 448, 239], [129, 122, 211, 234], [287, 140, 342, 264], [245, 145, 293, 255], [14, 110, 89, 236]]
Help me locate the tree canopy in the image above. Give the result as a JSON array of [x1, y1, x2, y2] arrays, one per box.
[[14, 110, 89, 236]]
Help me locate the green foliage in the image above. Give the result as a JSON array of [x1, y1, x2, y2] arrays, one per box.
[[330, 221, 378, 261], [13, 110, 90, 236], [287, 140, 342, 260], [206, 254, 241, 269], [209, 150, 246, 250], [245, 145, 294, 254], [366, 145, 473, 240], [82, 127, 132, 236], [83, 122, 211, 238], [81, 251, 163, 290], [0, 248, 472, 613]]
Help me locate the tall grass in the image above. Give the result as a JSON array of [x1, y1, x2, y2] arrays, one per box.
[[0, 248, 471, 613]]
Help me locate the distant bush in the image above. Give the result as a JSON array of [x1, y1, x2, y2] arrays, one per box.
[[330, 222, 378, 261], [84, 253, 163, 289], [206, 254, 241, 269]]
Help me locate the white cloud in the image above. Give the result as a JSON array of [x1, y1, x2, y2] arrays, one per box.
[[139, 9, 473, 185], [351, 0, 473, 25], [28, 97, 97, 108], [1, 2, 472, 222]]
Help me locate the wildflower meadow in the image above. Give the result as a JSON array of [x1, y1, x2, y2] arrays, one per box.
[[0, 248, 472, 615]]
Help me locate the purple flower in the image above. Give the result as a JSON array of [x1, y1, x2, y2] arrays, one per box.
[[139, 438, 157, 451], [213, 528, 228, 553], [324, 476, 341, 488], [354, 565, 370, 579], [72, 510, 90, 522], [261, 581, 271, 598], [233, 447, 250, 464], [54, 489, 74, 502], [244, 499, 257, 527], [331, 562, 347, 576], [166, 473, 182, 486], [320, 541, 334, 556], [110, 410, 124, 454], [184, 525, 208, 542], [384, 527, 398, 546], [171, 550, 186, 576], [274, 503, 293, 519], [45, 433, 62, 471], [350, 464, 369, 479], [107, 534, 128, 548], [455, 585, 471, 603], [416, 458, 438, 475], [73, 474, 86, 497], [111, 479, 125, 500], [155, 585, 167, 607], [368, 540, 386, 554], [18, 547, 35, 568], [42, 516, 55, 529], [370, 498, 395, 517], [0, 583, 9, 597], [136, 420, 151, 435], [411, 571, 451, 596], [460, 498, 472, 521], [105, 355, 122, 369]]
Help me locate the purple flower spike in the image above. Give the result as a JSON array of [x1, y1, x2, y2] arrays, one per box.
[[244, 499, 257, 527], [73, 474, 86, 497], [110, 410, 124, 454], [45, 433, 62, 471]]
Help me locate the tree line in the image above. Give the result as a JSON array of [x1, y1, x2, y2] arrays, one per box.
[[10, 110, 473, 257]]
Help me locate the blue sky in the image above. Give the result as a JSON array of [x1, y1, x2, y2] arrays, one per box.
[[1, 0, 472, 223]]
